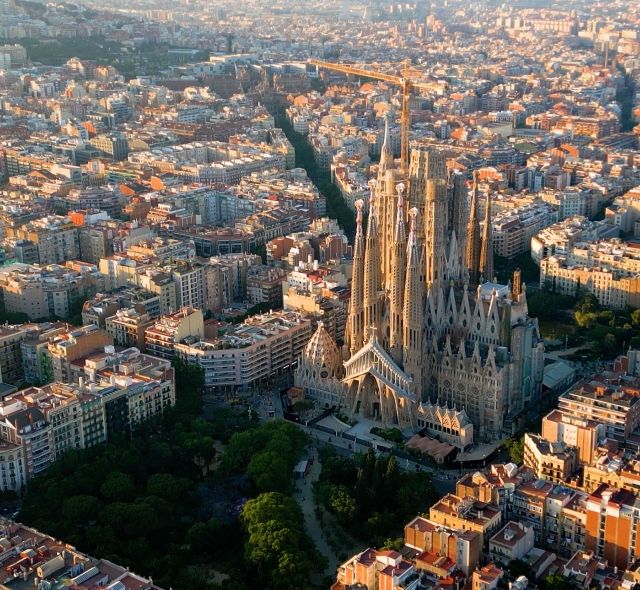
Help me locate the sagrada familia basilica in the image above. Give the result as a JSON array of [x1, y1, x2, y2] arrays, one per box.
[[296, 122, 544, 443]]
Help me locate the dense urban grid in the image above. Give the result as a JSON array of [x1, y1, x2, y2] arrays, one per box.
[[0, 0, 639, 588]]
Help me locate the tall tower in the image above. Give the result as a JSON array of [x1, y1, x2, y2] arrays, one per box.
[[449, 171, 468, 266], [378, 115, 397, 287], [363, 180, 382, 339], [408, 149, 429, 244], [479, 186, 494, 282], [423, 149, 448, 290], [378, 115, 394, 177], [466, 171, 481, 285], [388, 183, 407, 364], [403, 207, 423, 395], [345, 199, 365, 357]]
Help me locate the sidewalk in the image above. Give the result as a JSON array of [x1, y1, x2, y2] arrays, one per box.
[[293, 458, 335, 580]]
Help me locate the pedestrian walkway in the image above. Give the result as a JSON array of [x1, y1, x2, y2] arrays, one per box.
[[293, 457, 335, 580]]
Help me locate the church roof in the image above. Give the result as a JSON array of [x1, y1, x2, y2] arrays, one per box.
[[343, 327, 415, 401], [416, 400, 471, 429], [303, 321, 342, 376]]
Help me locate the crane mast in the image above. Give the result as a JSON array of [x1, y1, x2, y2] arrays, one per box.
[[309, 59, 427, 173]]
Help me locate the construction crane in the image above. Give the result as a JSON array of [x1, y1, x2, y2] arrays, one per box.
[[309, 59, 433, 172]]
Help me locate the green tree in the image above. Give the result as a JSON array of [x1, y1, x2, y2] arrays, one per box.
[[542, 573, 576, 590], [380, 537, 404, 551], [291, 400, 314, 413], [63, 495, 100, 524], [504, 436, 524, 464], [100, 471, 135, 502], [326, 485, 358, 522], [247, 450, 292, 493], [241, 492, 315, 590], [395, 471, 436, 522], [171, 357, 204, 416], [146, 473, 190, 502]]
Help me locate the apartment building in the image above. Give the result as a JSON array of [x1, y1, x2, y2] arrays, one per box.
[[0, 401, 53, 482], [6, 215, 79, 265], [404, 515, 480, 576], [585, 484, 640, 569], [105, 308, 155, 351], [540, 187, 602, 220], [523, 432, 578, 484], [65, 186, 122, 217], [7, 383, 106, 457], [284, 285, 349, 343], [0, 347, 174, 491], [20, 322, 68, 385], [0, 515, 164, 589], [66, 347, 175, 435], [175, 227, 256, 257], [541, 409, 604, 465], [429, 494, 502, 546], [489, 522, 535, 566], [0, 325, 27, 386], [541, 256, 640, 309], [77, 224, 113, 265], [84, 347, 175, 430], [510, 479, 581, 550], [128, 141, 285, 184], [89, 133, 129, 162], [144, 307, 204, 359], [583, 453, 640, 494], [47, 324, 114, 383], [246, 265, 287, 308], [456, 465, 523, 516], [472, 564, 504, 590], [510, 479, 556, 544], [606, 186, 640, 233], [82, 288, 161, 328], [0, 440, 26, 493], [531, 217, 618, 265], [127, 238, 195, 265], [335, 548, 417, 590], [558, 379, 640, 443], [0, 263, 104, 320], [175, 311, 312, 392], [172, 261, 205, 309], [138, 270, 178, 315], [491, 202, 557, 258], [99, 254, 153, 291], [540, 239, 640, 308]]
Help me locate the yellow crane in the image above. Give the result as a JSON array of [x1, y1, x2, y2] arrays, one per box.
[[309, 59, 432, 172]]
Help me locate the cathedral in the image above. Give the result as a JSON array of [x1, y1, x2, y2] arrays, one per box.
[[296, 122, 544, 443]]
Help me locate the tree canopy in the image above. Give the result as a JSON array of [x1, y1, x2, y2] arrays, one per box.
[[315, 447, 436, 546]]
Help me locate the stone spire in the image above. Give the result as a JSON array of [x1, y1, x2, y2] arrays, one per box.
[[345, 198, 365, 357], [389, 182, 407, 364], [378, 114, 394, 177], [403, 207, 423, 394], [363, 180, 382, 340], [479, 185, 494, 283], [466, 171, 481, 285], [378, 114, 397, 289]]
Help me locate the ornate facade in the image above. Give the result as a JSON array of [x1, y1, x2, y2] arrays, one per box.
[[296, 126, 544, 442]]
